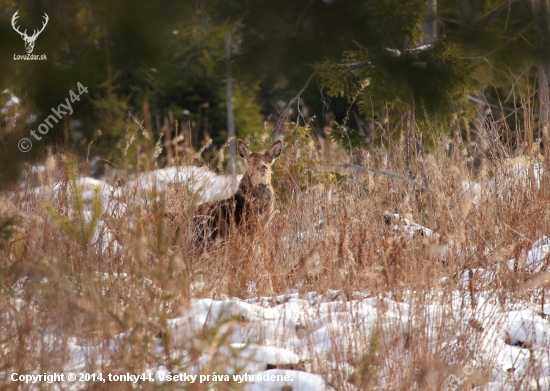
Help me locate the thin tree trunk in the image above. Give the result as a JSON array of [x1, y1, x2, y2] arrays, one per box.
[[424, 0, 437, 44], [225, 30, 236, 174], [164, 114, 173, 166], [406, 108, 415, 180], [458, 0, 486, 175], [532, 0, 550, 165]]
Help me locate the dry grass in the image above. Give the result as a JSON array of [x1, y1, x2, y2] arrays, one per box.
[[2, 119, 550, 390]]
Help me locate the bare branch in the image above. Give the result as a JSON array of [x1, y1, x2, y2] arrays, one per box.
[[273, 72, 316, 137]]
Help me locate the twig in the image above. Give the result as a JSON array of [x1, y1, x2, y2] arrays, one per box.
[[504, 67, 531, 103], [468, 90, 538, 124], [273, 72, 316, 137]]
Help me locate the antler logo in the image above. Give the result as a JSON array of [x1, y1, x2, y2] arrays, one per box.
[[11, 11, 49, 54]]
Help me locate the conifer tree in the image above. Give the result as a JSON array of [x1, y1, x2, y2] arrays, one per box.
[[439, 0, 550, 154], [316, 0, 473, 149]]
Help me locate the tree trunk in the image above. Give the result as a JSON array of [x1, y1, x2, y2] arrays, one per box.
[[532, 0, 550, 164], [459, 0, 486, 172], [424, 0, 437, 44], [225, 30, 236, 174]]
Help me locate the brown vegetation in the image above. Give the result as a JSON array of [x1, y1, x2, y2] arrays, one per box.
[[1, 124, 550, 390]]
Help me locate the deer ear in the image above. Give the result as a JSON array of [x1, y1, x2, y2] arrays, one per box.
[[269, 140, 283, 161], [237, 140, 251, 159]]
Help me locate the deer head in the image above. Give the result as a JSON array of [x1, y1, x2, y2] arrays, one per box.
[[12, 11, 49, 54], [238, 140, 283, 186]]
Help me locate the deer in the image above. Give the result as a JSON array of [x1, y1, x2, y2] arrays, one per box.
[[11, 11, 49, 54], [192, 139, 282, 246], [140, 139, 283, 253]]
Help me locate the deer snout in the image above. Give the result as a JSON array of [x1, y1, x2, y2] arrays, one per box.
[[258, 165, 268, 174]]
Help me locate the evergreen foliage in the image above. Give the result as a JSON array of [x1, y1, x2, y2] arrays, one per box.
[[43, 156, 103, 257], [439, 0, 543, 145], [317, 0, 474, 148], [1, 0, 548, 166]]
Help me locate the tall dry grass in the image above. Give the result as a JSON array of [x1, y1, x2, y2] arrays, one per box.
[[1, 114, 550, 390]]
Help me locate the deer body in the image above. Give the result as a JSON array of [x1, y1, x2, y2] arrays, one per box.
[[193, 140, 282, 245]]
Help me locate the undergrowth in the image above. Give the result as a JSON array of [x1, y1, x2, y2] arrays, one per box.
[[1, 117, 550, 390]]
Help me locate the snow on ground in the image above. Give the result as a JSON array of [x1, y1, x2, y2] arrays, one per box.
[[8, 163, 550, 390], [18, 175, 125, 217], [462, 157, 544, 208], [384, 211, 439, 238], [506, 236, 550, 273], [498, 158, 544, 190], [16, 165, 241, 254], [20, 165, 240, 213], [13, 271, 550, 390], [461, 180, 482, 207], [128, 166, 241, 203], [15, 232, 550, 390]]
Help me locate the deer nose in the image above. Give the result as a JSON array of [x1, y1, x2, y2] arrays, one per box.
[[258, 165, 268, 173]]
